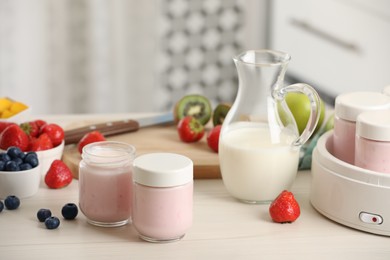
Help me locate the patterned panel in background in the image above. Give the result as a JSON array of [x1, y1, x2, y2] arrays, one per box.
[[0, 0, 249, 114], [155, 0, 244, 111]]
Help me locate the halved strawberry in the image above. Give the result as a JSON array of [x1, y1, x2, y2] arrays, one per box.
[[45, 160, 73, 189], [77, 131, 106, 154]]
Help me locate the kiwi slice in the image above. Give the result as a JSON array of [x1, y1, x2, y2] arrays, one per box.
[[212, 103, 231, 126], [174, 95, 212, 125]]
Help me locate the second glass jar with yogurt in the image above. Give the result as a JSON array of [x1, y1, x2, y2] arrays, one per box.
[[132, 153, 193, 243], [355, 110, 390, 173]]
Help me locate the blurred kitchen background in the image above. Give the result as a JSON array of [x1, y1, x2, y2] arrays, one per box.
[[0, 0, 389, 114]]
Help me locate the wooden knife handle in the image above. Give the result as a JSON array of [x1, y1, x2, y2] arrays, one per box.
[[64, 119, 140, 145]]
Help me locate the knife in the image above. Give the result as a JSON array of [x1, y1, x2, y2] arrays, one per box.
[[64, 112, 174, 145]]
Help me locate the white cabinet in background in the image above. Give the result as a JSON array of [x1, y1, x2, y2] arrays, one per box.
[[270, 0, 390, 102]]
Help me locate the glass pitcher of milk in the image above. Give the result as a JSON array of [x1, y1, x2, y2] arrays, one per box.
[[219, 50, 321, 204]]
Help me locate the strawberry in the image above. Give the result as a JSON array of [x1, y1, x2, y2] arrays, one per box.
[[77, 131, 106, 154], [34, 119, 47, 130], [0, 122, 16, 134], [177, 116, 205, 143], [40, 123, 64, 147], [20, 121, 39, 138], [45, 160, 73, 189], [207, 125, 221, 153], [269, 190, 301, 223], [30, 133, 54, 151], [0, 124, 29, 151]]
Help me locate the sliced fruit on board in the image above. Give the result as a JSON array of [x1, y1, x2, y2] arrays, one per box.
[[174, 94, 212, 125]]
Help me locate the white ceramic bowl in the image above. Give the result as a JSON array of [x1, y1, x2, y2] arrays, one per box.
[[36, 140, 65, 176], [0, 165, 41, 199]]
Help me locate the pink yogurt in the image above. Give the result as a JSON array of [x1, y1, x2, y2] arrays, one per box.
[[333, 116, 356, 165], [132, 153, 193, 243], [333, 91, 390, 165], [79, 141, 135, 227], [355, 110, 390, 173]]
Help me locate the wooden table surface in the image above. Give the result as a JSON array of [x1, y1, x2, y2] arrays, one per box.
[[1, 114, 389, 260]]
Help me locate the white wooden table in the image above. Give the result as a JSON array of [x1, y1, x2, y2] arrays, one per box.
[[0, 114, 389, 260]]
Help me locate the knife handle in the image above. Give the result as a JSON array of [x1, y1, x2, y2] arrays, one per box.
[[64, 119, 140, 145]]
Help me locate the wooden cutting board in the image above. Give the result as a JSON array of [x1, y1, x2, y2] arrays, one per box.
[[62, 124, 221, 179]]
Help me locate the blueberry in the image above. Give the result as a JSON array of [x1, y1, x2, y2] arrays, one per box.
[[13, 157, 23, 166], [18, 152, 26, 160], [37, 208, 52, 222], [0, 153, 11, 162], [7, 147, 23, 159], [19, 163, 33, 171], [24, 153, 39, 168], [5, 161, 20, 171], [61, 203, 78, 220], [0, 161, 5, 171], [44, 216, 60, 229], [25, 151, 38, 158], [0, 201, 4, 213], [4, 195, 20, 210]]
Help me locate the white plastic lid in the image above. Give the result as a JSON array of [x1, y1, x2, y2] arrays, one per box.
[[133, 153, 193, 187], [335, 91, 390, 122], [356, 110, 390, 141]]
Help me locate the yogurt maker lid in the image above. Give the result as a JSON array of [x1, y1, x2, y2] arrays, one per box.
[[315, 131, 390, 187]]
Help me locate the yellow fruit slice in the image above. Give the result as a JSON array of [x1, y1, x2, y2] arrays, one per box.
[[0, 97, 12, 113], [0, 98, 28, 118], [9, 102, 28, 114], [1, 109, 14, 118]]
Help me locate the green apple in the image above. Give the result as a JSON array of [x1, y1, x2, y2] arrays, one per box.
[[323, 112, 334, 132], [283, 92, 325, 135]]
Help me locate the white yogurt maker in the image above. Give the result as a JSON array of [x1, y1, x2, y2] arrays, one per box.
[[311, 130, 390, 236]]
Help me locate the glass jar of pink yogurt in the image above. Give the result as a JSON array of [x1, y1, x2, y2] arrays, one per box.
[[355, 110, 390, 173], [333, 91, 390, 164], [132, 153, 193, 243], [79, 141, 135, 227]]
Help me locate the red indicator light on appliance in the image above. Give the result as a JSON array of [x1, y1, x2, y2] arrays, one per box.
[[359, 212, 383, 225]]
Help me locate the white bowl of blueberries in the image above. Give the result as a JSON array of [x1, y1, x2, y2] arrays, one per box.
[[0, 146, 40, 199]]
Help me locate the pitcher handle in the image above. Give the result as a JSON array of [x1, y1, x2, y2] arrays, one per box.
[[278, 83, 321, 147]]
